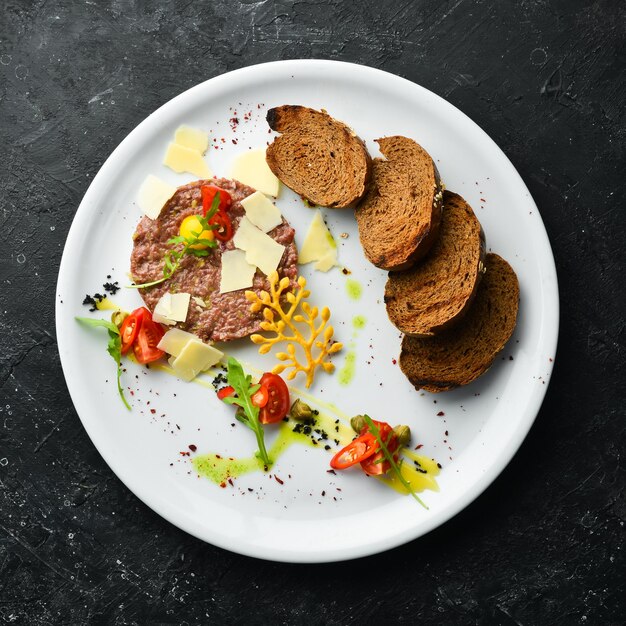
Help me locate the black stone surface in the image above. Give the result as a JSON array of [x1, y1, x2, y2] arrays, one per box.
[[1, 1, 624, 624]]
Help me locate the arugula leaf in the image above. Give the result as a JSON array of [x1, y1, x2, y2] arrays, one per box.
[[362, 414, 427, 509], [204, 193, 221, 221], [76, 317, 131, 410], [222, 357, 271, 469], [189, 248, 209, 257], [74, 317, 119, 334]]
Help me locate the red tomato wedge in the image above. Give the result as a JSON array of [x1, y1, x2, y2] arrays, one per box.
[[360, 424, 399, 476], [251, 385, 269, 408], [201, 185, 232, 216], [133, 314, 165, 364], [217, 385, 235, 401], [209, 210, 233, 242], [329, 418, 401, 476], [120, 307, 148, 354], [330, 432, 378, 469], [257, 373, 289, 424]]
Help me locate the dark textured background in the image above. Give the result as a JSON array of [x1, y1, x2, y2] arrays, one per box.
[[1, 1, 624, 624]]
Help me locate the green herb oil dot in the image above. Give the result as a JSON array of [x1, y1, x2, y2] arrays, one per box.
[[352, 315, 366, 330], [338, 350, 356, 386], [345, 279, 362, 300]]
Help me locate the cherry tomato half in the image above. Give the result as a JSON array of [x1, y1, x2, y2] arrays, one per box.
[[217, 385, 235, 401], [330, 432, 378, 469], [360, 427, 399, 476], [251, 385, 269, 408], [133, 314, 165, 364], [209, 210, 233, 242], [257, 373, 290, 424], [120, 307, 148, 354], [202, 185, 232, 217]]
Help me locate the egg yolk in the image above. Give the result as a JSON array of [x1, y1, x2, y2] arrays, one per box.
[[179, 215, 214, 249]]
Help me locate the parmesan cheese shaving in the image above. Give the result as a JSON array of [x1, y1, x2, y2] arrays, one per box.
[[298, 210, 338, 272], [137, 175, 176, 219], [230, 149, 280, 197], [233, 216, 286, 276]]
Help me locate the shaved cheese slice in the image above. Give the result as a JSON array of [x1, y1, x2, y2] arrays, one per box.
[[240, 191, 282, 233], [174, 125, 208, 153], [153, 293, 175, 325], [220, 249, 257, 293], [137, 175, 176, 219], [152, 292, 191, 325], [169, 341, 223, 382], [164, 142, 212, 178], [314, 252, 337, 272], [298, 210, 338, 272], [157, 328, 199, 357], [230, 149, 280, 197], [233, 217, 286, 276], [168, 293, 191, 322]]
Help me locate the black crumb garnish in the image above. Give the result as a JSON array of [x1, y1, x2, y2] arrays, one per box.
[[212, 372, 228, 390], [82, 293, 105, 312], [82, 295, 97, 310], [103, 281, 120, 295]]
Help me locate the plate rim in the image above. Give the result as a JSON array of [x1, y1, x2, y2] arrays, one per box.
[[55, 59, 559, 563]]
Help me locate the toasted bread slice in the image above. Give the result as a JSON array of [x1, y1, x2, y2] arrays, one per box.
[[399, 253, 519, 392], [385, 191, 486, 336], [265, 106, 371, 209], [354, 136, 442, 271]]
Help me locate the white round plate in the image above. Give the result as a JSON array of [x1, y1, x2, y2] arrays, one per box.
[[56, 60, 558, 563]]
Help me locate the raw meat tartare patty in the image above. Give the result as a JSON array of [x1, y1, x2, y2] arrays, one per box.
[[130, 177, 298, 342]]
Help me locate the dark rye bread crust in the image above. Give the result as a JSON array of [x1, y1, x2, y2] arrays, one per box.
[[385, 191, 486, 336], [399, 253, 519, 392], [354, 136, 443, 271], [265, 105, 372, 209]]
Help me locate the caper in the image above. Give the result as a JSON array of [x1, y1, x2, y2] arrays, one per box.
[[111, 310, 128, 329], [350, 415, 367, 434], [290, 399, 312, 421], [393, 424, 411, 447]]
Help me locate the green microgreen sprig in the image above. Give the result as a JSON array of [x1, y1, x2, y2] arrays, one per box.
[[129, 194, 221, 289], [362, 414, 427, 509], [75, 316, 131, 410], [222, 357, 271, 469]]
